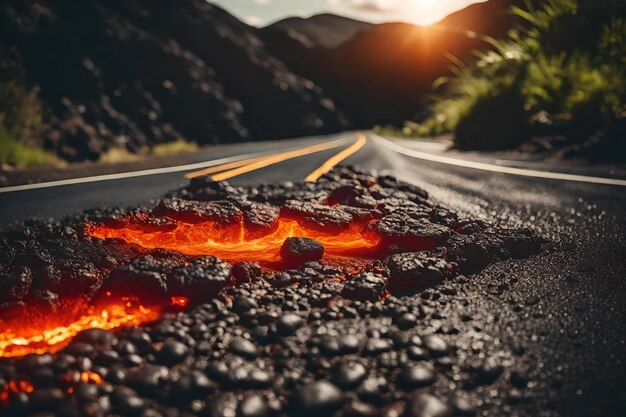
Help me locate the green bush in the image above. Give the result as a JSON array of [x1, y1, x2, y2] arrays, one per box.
[[419, 0, 626, 153]]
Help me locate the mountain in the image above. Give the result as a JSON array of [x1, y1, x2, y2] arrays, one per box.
[[261, 0, 521, 127], [0, 0, 345, 161], [436, 0, 523, 37], [264, 14, 373, 49]]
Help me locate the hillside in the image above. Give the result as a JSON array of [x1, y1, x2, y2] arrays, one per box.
[[264, 14, 372, 49], [261, 0, 521, 128], [0, 0, 345, 162]]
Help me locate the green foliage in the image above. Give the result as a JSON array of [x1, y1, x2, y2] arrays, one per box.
[[0, 79, 59, 167], [0, 80, 43, 141], [0, 127, 61, 168], [419, 0, 626, 151]]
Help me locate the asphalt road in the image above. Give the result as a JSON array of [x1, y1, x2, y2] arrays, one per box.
[[1, 132, 626, 416]]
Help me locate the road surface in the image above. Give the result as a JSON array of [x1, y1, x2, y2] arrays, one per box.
[[1, 132, 625, 416]]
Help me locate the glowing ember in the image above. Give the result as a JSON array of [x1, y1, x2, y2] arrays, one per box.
[[0, 300, 160, 358], [64, 370, 104, 388], [87, 217, 381, 262], [0, 379, 34, 406], [170, 296, 189, 308]]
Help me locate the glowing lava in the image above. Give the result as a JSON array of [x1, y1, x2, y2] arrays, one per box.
[[0, 299, 160, 358], [87, 217, 381, 262]]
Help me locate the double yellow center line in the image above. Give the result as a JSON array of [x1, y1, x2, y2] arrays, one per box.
[[185, 133, 367, 182]]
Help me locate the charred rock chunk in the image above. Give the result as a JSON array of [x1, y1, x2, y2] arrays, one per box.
[[241, 202, 280, 236], [168, 256, 232, 304], [503, 229, 541, 259], [446, 232, 516, 274], [341, 272, 387, 301], [0, 267, 32, 303], [281, 237, 325, 266], [430, 207, 460, 228], [134, 215, 178, 233], [327, 185, 378, 209], [387, 252, 451, 291], [375, 215, 451, 250], [102, 255, 173, 299], [232, 261, 262, 285], [377, 175, 429, 201], [342, 206, 382, 222], [282, 200, 353, 231], [11, 241, 53, 269], [52, 260, 103, 297], [153, 199, 242, 225], [183, 178, 236, 201]]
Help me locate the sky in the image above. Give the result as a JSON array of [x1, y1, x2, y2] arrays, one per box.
[[210, 0, 486, 27]]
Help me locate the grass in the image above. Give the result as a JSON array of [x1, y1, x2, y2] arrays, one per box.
[[0, 127, 63, 168], [150, 139, 198, 157], [98, 139, 198, 164], [417, 0, 626, 153]]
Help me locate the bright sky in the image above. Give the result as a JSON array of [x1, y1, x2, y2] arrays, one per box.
[[210, 0, 485, 27]]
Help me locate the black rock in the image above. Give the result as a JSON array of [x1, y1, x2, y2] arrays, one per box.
[[0, 267, 32, 303], [232, 295, 258, 313], [168, 256, 232, 304], [102, 255, 170, 299], [290, 380, 345, 417], [73, 329, 118, 348], [229, 337, 258, 359], [396, 365, 436, 390], [395, 313, 418, 330], [450, 395, 476, 416], [153, 199, 242, 225], [423, 335, 449, 358], [276, 313, 304, 337], [155, 340, 189, 366], [238, 394, 270, 417], [280, 237, 325, 265], [171, 370, 216, 400], [331, 361, 368, 389], [387, 252, 450, 291], [404, 393, 452, 417], [232, 262, 262, 285], [342, 273, 387, 301]]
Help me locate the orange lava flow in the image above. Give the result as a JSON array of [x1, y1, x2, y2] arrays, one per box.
[[0, 299, 160, 358], [87, 218, 381, 262]]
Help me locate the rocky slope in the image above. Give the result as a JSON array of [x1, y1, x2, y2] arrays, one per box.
[[0, 0, 345, 161]]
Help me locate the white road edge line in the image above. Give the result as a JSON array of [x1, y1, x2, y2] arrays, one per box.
[[0, 137, 348, 194], [371, 133, 626, 187]]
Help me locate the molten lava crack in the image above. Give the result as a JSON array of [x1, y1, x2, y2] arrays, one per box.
[[86, 217, 381, 262], [0, 298, 160, 358]]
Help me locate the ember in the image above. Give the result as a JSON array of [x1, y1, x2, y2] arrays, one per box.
[[0, 379, 34, 406], [0, 299, 159, 358], [170, 295, 189, 308], [87, 217, 382, 262]]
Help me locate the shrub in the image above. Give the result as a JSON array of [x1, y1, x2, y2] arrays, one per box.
[[419, 0, 626, 154]]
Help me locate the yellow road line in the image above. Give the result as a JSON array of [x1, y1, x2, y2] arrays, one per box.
[[304, 134, 367, 182], [211, 138, 348, 181], [185, 155, 270, 179]]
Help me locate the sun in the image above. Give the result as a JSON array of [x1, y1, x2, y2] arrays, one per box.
[[403, 0, 451, 26]]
